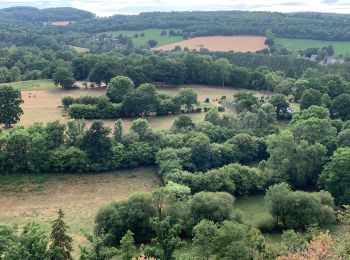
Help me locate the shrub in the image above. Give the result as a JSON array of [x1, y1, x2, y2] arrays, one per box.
[[61, 96, 75, 108], [95, 193, 157, 245]]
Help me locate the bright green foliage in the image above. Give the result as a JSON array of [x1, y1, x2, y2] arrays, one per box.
[[152, 181, 191, 217], [192, 220, 218, 260], [106, 76, 135, 103], [0, 86, 23, 128], [119, 230, 136, 260], [176, 89, 198, 112], [0, 225, 17, 258], [171, 115, 194, 132], [204, 108, 221, 126], [6, 222, 48, 260], [143, 217, 185, 260], [212, 221, 265, 260], [281, 229, 307, 252], [49, 209, 73, 260], [79, 234, 118, 260], [131, 118, 150, 137], [319, 147, 350, 204]]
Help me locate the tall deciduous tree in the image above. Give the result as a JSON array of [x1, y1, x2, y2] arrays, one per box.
[[0, 86, 23, 128], [106, 76, 134, 103]]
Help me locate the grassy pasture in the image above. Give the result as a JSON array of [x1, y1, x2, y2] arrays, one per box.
[[0, 79, 54, 91], [275, 37, 350, 55], [17, 82, 268, 132], [98, 28, 183, 47], [0, 167, 160, 257]]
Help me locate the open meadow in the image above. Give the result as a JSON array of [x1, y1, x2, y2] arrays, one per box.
[[154, 36, 268, 52], [275, 37, 350, 55], [12, 80, 270, 131], [0, 167, 161, 256]]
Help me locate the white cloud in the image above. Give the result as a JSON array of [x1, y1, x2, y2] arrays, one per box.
[[1, 0, 350, 16]]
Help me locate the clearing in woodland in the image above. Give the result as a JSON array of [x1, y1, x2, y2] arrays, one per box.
[[154, 36, 268, 52]]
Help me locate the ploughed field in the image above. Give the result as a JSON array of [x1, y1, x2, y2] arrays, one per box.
[[154, 36, 268, 52]]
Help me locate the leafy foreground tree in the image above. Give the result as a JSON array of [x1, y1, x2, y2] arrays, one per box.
[[192, 220, 218, 260], [6, 222, 49, 260], [119, 230, 136, 260], [319, 147, 350, 204], [49, 209, 73, 260], [142, 217, 185, 260], [79, 234, 118, 260], [0, 86, 23, 128]]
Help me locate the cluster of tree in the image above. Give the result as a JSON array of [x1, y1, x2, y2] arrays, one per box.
[[94, 184, 266, 260], [0, 209, 73, 260], [63, 77, 200, 119]]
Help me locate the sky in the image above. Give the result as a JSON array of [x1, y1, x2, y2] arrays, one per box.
[[1, 0, 350, 16]]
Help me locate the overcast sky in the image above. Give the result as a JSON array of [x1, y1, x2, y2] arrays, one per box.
[[1, 0, 350, 16]]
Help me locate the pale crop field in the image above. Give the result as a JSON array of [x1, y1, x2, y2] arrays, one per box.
[[154, 36, 268, 52]]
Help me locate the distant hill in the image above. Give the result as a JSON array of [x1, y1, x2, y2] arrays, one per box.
[[0, 6, 94, 23]]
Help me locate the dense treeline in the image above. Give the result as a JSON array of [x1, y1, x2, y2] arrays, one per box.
[[0, 6, 94, 23], [70, 11, 350, 41]]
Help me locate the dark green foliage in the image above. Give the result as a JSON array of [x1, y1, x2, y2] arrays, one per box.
[[49, 209, 73, 260], [265, 183, 335, 230], [269, 94, 290, 119], [81, 121, 112, 164], [0, 86, 23, 128], [331, 94, 350, 121], [300, 89, 322, 110], [187, 192, 235, 226], [53, 66, 75, 89], [319, 147, 350, 205], [94, 192, 157, 245]]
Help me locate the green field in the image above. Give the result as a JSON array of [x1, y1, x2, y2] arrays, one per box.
[[0, 79, 54, 91], [275, 37, 350, 55], [98, 28, 183, 47]]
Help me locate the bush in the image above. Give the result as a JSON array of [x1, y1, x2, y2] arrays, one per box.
[[68, 103, 122, 119], [256, 214, 277, 233], [61, 96, 75, 108], [187, 192, 235, 227], [218, 106, 225, 112], [95, 193, 157, 245]]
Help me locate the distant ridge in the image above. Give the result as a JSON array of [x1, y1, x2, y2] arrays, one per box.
[[0, 6, 94, 23]]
